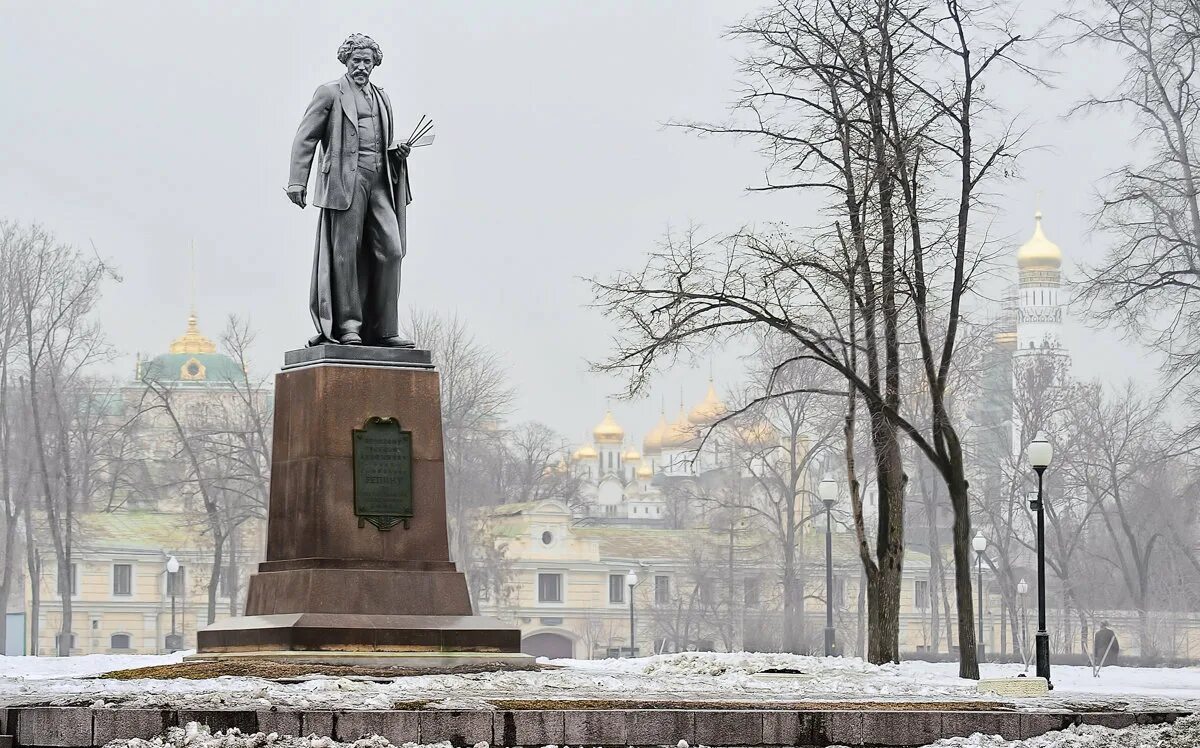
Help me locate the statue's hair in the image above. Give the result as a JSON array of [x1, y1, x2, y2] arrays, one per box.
[[337, 34, 382, 66]]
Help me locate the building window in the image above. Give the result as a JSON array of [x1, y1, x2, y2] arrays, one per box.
[[609, 574, 626, 604], [743, 577, 761, 608], [832, 576, 845, 606], [110, 633, 132, 650], [541, 531, 553, 546], [113, 564, 132, 596], [655, 575, 670, 604], [537, 573, 563, 603], [54, 633, 76, 652], [58, 563, 78, 598], [915, 580, 929, 610], [167, 567, 185, 597]]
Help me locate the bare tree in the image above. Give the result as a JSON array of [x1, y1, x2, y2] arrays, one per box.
[[134, 318, 270, 623], [403, 310, 514, 576], [7, 223, 115, 655], [0, 220, 27, 652], [1065, 381, 1174, 655], [1070, 0, 1200, 423], [595, 0, 1035, 675]]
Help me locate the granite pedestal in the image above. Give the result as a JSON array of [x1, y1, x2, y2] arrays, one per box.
[[194, 346, 525, 664]]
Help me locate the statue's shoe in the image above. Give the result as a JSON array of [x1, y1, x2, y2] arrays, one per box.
[[339, 333, 363, 345], [377, 336, 415, 348]]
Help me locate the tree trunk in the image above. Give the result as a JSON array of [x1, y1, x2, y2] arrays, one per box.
[[23, 511, 39, 656], [208, 533, 224, 625], [945, 448, 979, 678]]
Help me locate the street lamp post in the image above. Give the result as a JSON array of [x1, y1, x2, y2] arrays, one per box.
[[625, 569, 639, 658], [819, 479, 839, 657], [165, 555, 180, 653], [1027, 434, 1054, 688], [1017, 578, 1030, 671], [972, 531, 988, 663]]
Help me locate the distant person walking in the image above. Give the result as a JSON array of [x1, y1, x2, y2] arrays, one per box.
[[1093, 621, 1120, 676]]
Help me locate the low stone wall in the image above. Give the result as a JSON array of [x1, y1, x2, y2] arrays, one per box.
[[0, 706, 1190, 748]]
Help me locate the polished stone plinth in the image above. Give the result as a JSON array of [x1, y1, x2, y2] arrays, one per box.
[[195, 349, 525, 661]]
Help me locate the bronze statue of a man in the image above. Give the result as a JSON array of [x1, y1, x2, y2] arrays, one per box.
[[287, 33, 413, 347]]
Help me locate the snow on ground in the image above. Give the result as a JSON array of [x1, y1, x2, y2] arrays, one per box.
[[0, 651, 1196, 712], [99, 714, 1200, 748]]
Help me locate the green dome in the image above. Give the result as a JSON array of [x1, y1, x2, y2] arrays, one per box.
[[139, 312, 244, 385], [142, 351, 244, 384]]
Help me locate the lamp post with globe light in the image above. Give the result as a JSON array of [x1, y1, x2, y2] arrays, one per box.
[[165, 555, 181, 652], [973, 530, 988, 663], [818, 479, 839, 656], [1027, 434, 1053, 687], [625, 569, 639, 658]]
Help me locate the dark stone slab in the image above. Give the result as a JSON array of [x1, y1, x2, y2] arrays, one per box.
[[494, 711, 564, 746], [762, 710, 816, 746], [862, 712, 941, 746], [625, 710, 693, 745], [300, 712, 334, 738], [1020, 712, 1077, 739], [256, 710, 301, 737], [1133, 712, 1188, 725], [0, 734, 12, 748], [175, 711, 258, 735], [813, 711, 863, 746], [1078, 712, 1136, 730], [14, 708, 92, 748], [334, 711, 419, 745], [197, 612, 520, 654], [418, 711, 492, 744], [695, 710, 763, 746], [941, 711, 1021, 741], [563, 710, 627, 745], [94, 709, 171, 744], [283, 345, 432, 371]]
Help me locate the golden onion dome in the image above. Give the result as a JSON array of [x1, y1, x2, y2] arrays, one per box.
[[572, 443, 599, 461], [994, 330, 1018, 350], [737, 418, 779, 449], [622, 447, 642, 461], [636, 463, 654, 479], [688, 381, 728, 426], [643, 413, 669, 455], [593, 410, 625, 444], [661, 409, 700, 449], [1017, 211, 1062, 271]]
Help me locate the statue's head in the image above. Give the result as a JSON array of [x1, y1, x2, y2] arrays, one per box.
[[337, 33, 383, 86]]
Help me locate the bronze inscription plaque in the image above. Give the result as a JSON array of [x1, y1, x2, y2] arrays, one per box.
[[352, 417, 413, 530]]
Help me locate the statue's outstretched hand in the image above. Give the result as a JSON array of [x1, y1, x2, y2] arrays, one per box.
[[286, 185, 307, 209], [396, 142, 412, 159]]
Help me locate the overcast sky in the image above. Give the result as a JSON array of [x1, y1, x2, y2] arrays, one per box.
[[0, 1, 1150, 446]]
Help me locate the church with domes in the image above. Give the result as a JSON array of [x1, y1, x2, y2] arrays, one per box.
[[564, 381, 789, 524]]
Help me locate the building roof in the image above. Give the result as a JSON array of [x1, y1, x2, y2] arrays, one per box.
[[141, 313, 243, 385], [78, 511, 213, 555]]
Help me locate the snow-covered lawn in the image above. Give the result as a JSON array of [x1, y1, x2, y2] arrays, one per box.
[[0, 651, 1196, 712]]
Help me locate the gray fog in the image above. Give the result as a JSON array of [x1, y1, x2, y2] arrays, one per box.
[[0, 1, 1147, 440]]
